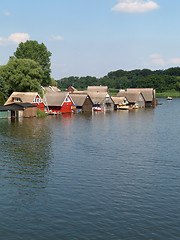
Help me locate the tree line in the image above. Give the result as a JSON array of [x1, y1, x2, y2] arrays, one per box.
[[0, 40, 54, 105], [57, 67, 180, 92], [1, 39, 180, 105]]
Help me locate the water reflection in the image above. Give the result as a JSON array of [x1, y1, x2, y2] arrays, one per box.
[[0, 103, 180, 239], [0, 118, 52, 196]]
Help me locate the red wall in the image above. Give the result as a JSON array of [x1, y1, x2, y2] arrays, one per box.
[[47, 103, 72, 113], [60, 102, 73, 113], [33, 102, 45, 111]]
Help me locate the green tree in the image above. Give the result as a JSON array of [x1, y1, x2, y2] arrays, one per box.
[[50, 78, 57, 86], [0, 92, 5, 105], [0, 58, 44, 93], [13, 40, 52, 86], [175, 82, 180, 91], [164, 67, 180, 76], [0, 75, 9, 101]]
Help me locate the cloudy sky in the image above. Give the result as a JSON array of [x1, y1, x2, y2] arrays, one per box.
[[1, 0, 180, 79]]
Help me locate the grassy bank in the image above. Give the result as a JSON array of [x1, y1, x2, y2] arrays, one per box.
[[109, 88, 119, 96], [156, 91, 180, 98], [37, 109, 47, 118]]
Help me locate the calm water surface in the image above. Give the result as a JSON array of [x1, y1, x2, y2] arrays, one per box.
[[0, 98, 180, 240]]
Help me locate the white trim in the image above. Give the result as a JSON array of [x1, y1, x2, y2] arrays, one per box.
[[61, 93, 75, 106], [32, 94, 42, 104]]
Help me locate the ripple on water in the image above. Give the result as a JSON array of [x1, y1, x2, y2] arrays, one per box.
[[0, 106, 180, 240]]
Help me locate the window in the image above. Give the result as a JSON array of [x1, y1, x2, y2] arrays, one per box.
[[33, 97, 41, 103], [13, 98, 21, 102]]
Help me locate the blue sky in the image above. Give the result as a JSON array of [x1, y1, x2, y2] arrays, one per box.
[[1, 0, 180, 79]]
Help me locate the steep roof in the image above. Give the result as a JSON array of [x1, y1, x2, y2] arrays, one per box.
[[87, 86, 108, 93], [43, 92, 70, 106], [117, 92, 141, 103], [66, 86, 77, 92], [111, 96, 127, 105], [88, 92, 112, 105], [126, 88, 154, 102], [73, 90, 87, 94], [70, 93, 91, 106], [5, 92, 39, 105], [42, 86, 61, 93]]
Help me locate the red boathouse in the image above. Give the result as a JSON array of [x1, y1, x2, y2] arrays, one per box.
[[5, 92, 45, 111], [43, 92, 74, 113]]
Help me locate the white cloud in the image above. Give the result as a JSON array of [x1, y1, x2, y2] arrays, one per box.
[[0, 33, 30, 45], [0, 37, 6, 46], [150, 53, 161, 59], [111, 0, 160, 13], [50, 35, 63, 41], [8, 33, 30, 44], [4, 11, 11, 16], [150, 53, 164, 65], [144, 54, 180, 67], [168, 58, 180, 65], [152, 58, 165, 65]]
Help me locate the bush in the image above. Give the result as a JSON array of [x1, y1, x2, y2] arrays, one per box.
[[37, 109, 47, 118]]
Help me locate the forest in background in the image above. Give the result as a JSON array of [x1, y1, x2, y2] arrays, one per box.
[[57, 67, 180, 94], [1, 39, 180, 105]]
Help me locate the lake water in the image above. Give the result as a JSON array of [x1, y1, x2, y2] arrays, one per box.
[[0, 98, 180, 240]]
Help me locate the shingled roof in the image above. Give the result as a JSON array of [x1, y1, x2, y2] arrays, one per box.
[[66, 86, 78, 92], [0, 103, 36, 111]]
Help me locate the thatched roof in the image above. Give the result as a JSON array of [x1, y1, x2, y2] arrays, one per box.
[[43, 92, 70, 106], [5, 92, 39, 105], [117, 92, 141, 103], [42, 86, 61, 93], [111, 96, 127, 105], [88, 92, 112, 105], [87, 86, 108, 93], [73, 90, 87, 94], [127, 88, 154, 102], [70, 93, 91, 106]]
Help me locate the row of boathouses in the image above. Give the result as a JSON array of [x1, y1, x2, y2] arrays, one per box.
[[0, 86, 157, 118]]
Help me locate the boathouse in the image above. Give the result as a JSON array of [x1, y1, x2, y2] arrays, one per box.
[[43, 92, 74, 113], [41, 86, 61, 93], [0, 103, 37, 118], [88, 92, 114, 111], [5, 92, 45, 111], [126, 88, 156, 107], [117, 91, 145, 108], [87, 86, 108, 93], [112, 96, 129, 110], [70, 93, 93, 112]]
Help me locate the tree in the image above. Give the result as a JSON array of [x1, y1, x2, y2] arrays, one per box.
[[13, 40, 52, 86], [0, 58, 44, 93], [0, 75, 9, 101], [50, 78, 57, 86], [0, 92, 5, 105], [164, 67, 180, 76]]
